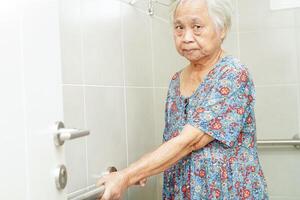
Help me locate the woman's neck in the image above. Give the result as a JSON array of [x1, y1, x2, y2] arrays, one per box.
[[188, 49, 224, 73]]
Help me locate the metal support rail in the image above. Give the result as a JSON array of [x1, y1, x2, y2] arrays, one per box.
[[68, 185, 105, 200], [68, 167, 117, 200], [257, 134, 300, 149]]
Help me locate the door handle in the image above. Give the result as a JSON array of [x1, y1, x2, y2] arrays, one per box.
[[53, 121, 90, 146]]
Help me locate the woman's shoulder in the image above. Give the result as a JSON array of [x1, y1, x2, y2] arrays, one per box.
[[221, 55, 248, 71], [219, 55, 252, 80], [166, 68, 186, 98], [168, 67, 186, 87], [170, 70, 181, 82]]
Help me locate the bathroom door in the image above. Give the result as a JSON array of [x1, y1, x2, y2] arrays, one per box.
[[0, 0, 69, 199]]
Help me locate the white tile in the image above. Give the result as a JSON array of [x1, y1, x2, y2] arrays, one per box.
[[122, 4, 153, 87], [152, 18, 188, 87], [153, 90, 166, 200], [63, 85, 87, 192], [153, 88, 167, 200], [85, 87, 127, 185], [296, 8, 300, 27], [222, 31, 239, 58], [230, 0, 238, 33], [239, 29, 298, 85], [238, 0, 295, 32], [297, 28, 300, 69], [65, 138, 88, 193], [126, 88, 156, 163], [270, 0, 300, 10], [258, 148, 300, 197], [126, 87, 157, 199], [153, 88, 168, 146], [82, 0, 124, 86], [62, 85, 85, 129], [153, 3, 173, 21], [60, 0, 83, 84], [255, 85, 299, 140], [156, 174, 164, 200]]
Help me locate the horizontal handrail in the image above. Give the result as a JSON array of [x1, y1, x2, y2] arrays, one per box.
[[257, 134, 300, 149], [68, 185, 105, 200], [68, 167, 117, 200]]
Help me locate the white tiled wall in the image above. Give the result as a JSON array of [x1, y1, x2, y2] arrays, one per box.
[[61, 0, 300, 199], [60, 0, 186, 199], [237, 0, 300, 199], [85, 87, 128, 186]]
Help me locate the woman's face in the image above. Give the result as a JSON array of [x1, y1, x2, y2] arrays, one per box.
[[173, 0, 225, 62]]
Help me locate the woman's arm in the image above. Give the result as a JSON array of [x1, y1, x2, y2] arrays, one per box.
[[97, 124, 214, 200], [123, 124, 214, 186]]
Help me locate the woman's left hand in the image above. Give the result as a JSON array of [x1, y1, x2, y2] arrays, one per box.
[[96, 171, 129, 200]]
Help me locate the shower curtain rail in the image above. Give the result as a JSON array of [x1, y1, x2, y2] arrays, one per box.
[[257, 134, 300, 149]]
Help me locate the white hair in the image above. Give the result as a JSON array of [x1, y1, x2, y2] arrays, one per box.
[[171, 0, 233, 33]]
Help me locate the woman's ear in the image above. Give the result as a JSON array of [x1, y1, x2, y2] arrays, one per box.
[[220, 27, 227, 42]]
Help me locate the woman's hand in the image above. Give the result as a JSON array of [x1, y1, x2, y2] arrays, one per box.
[[96, 171, 129, 200], [134, 178, 147, 187]]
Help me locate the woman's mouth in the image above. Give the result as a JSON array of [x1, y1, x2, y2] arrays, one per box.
[[183, 49, 198, 54]]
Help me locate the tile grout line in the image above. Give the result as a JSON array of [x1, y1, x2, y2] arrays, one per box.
[[63, 83, 168, 89], [120, 2, 130, 170], [79, 0, 89, 188], [63, 82, 300, 88], [255, 83, 300, 88], [149, 12, 160, 200], [238, 26, 297, 33], [120, 5, 131, 199], [150, 13, 157, 148]]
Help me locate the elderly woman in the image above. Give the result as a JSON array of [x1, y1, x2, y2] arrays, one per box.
[[97, 0, 268, 199]]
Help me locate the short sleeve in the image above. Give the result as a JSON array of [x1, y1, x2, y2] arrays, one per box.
[[187, 67, 254, 147]]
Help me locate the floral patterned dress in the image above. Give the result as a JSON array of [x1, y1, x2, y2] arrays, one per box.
[[162, 55, 268, 200]]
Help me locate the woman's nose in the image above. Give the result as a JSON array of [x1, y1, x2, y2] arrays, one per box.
[[183, 29, 194, 43]]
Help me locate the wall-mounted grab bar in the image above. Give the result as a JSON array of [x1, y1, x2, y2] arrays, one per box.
[[68, 166, 117, 200], [257, 134, 300, 149], [68, 185, 105, 200]]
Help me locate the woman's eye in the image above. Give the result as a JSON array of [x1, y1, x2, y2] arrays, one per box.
[[175, 25, 183, 30], [194, 25, 202, 30], [193, 25, 203, 34]]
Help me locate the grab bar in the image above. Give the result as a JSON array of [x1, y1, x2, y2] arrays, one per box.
[[68, 185, 105, 200], [257, 134, 300, 149], [68, 166, 117, 200]]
